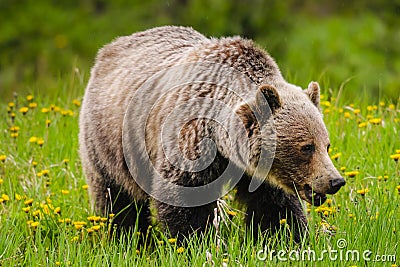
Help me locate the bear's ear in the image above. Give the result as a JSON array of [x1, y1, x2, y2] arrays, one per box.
[[256, 84, 282, 114], [305, 81, 320, 108]]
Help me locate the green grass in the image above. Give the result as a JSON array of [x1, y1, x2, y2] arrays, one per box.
[[0, 81, 399, 266]]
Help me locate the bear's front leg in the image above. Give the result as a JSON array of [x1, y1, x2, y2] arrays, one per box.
[[154, 200, 217, 239], [236, 176, 307, 243]]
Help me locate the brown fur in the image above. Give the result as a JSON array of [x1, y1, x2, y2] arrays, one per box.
[[79, 26, 344, 241]]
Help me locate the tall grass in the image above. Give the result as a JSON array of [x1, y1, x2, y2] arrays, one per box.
[[0, 79, 398, 266]]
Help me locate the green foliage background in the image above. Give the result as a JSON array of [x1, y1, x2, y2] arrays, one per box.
[[1, 0, 399, 101]]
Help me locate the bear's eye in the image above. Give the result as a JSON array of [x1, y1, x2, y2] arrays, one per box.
[[327, 144, 331, 153], [301, 144, 315, 154]]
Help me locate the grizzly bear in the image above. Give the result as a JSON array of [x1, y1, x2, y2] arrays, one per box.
[[79, 26, 345, 242]]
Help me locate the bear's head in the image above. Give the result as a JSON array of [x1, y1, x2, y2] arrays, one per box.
[[238, 81, 345, 206]]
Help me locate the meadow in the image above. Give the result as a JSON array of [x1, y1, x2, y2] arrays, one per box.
[[0, 75, 399, 266]]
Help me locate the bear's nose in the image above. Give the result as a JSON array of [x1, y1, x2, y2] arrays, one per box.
[[327, 177, 346, 194]]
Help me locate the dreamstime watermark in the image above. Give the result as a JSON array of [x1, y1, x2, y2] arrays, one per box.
[[257, 238, 397, 263], [122, 62, 277, 207]]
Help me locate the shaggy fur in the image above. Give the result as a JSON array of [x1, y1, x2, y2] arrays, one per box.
[[79, 26, 344, 241]]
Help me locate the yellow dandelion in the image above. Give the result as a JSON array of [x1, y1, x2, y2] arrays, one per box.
[[87, 216, 101, 222], [344, 112, 351, 118], [41, 108, 50, 113], [72, 236, 79, 242], [348, 213, 354, 218], [168, 238, 177, 244], [369, 118, 382, 125], [353, 108, 361, 114], [24, 198, 34, 205], [37, 172, 43, 177], [28, 102, 37, 109], [29, 136, 38, 143], [227, 210, 237, 216], [59, 218, 72, 224], [388, 104, 395, 110], [356, 188, 369, 196], [390, 154, 400, 162], [11, 132, 19, 138], [10, 112, 16, 118], [396, 149, 400, 154], [176, 247, 185, 254], [340, 166, 346, 171], [32, 161, 38, 167], [135, 249, 140, 255], [330, 153, 341, 160], [54, 207, 61, 214], [396, 185, 400, 194], [32, 210, 41, 216], [41, 169, 50, 176], [279, 218, 287, 225], [55, 261, 61, 266], [61, 189, 69, 195], [37, 138, 45, 146], [0, 155, 6, 162], [0, 178, 3, 184], [62, 158, 69, 164], [87, 228, 94, 234], [384, 175, 388, 181], [22, 207, 31, 213], [100, 217, 108, 222], [379, 101, 385, 107], [8, 102, 15, 108], [1, 194, 10, 201], [10, 126, 20, 132], [45, 119, 51, 127], [19, 107, 29, 114], [345, 170, 359, 177], [26, 95, 34, 101], [73, 99, 81, 107], [82, 184, 89, 190], [30, 221, 39, 228], [321, 101, 331, 107], [91, 225, 101, 231], [109, 213, 115, 218], [358, 122, 368, 128]]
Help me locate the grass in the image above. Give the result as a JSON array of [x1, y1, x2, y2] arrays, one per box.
[[0, 79, 399, 266]]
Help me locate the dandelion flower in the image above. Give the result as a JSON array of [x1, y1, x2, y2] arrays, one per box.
[[390, 154, 400, 162], [279, 218, 287, 225], [22, 207, 31, 213], [369, 118, 382, 125], [0, 155, 6, 162], [82, 184, 89, 190], [1, 194, 10, 201], [24, 198, 34, 205], [168, 238, 177, 244], [345, 170, 359, 177], [29, 137, 38, 143], [356, 188, 369, 196], [11, 132, 18, 138], [26, 95, 34, 101], [19, 107, 29, 114], [397, 185, 400, 194], [73, 99, 81, 107], [0, 178, 3, 184], [41, 108, 50, 113], [227, 210, 237, 216], [54, 207, 61, 214], [8, 102, 15, 108], [30, 221, 39, 228], [61, 189, 69, 195], [353, 109, 361, 114], [358, 122, 368, 128], [176, 247, 185, 254], [91, 225, 101, 231], [388, 104, 395, 110], [37, 138, 45, 146], [46, 120, 51, 127], [330, 153, 341, 160], [28, 103, 37, 109], [344, 112, 351, 118], [87, 216, 101, 222]]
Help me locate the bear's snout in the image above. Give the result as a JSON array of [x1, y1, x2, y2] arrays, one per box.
[[327, 177, 346, 194]]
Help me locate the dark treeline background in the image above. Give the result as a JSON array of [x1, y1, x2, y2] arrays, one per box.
[[1, 0, 399, 101]]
